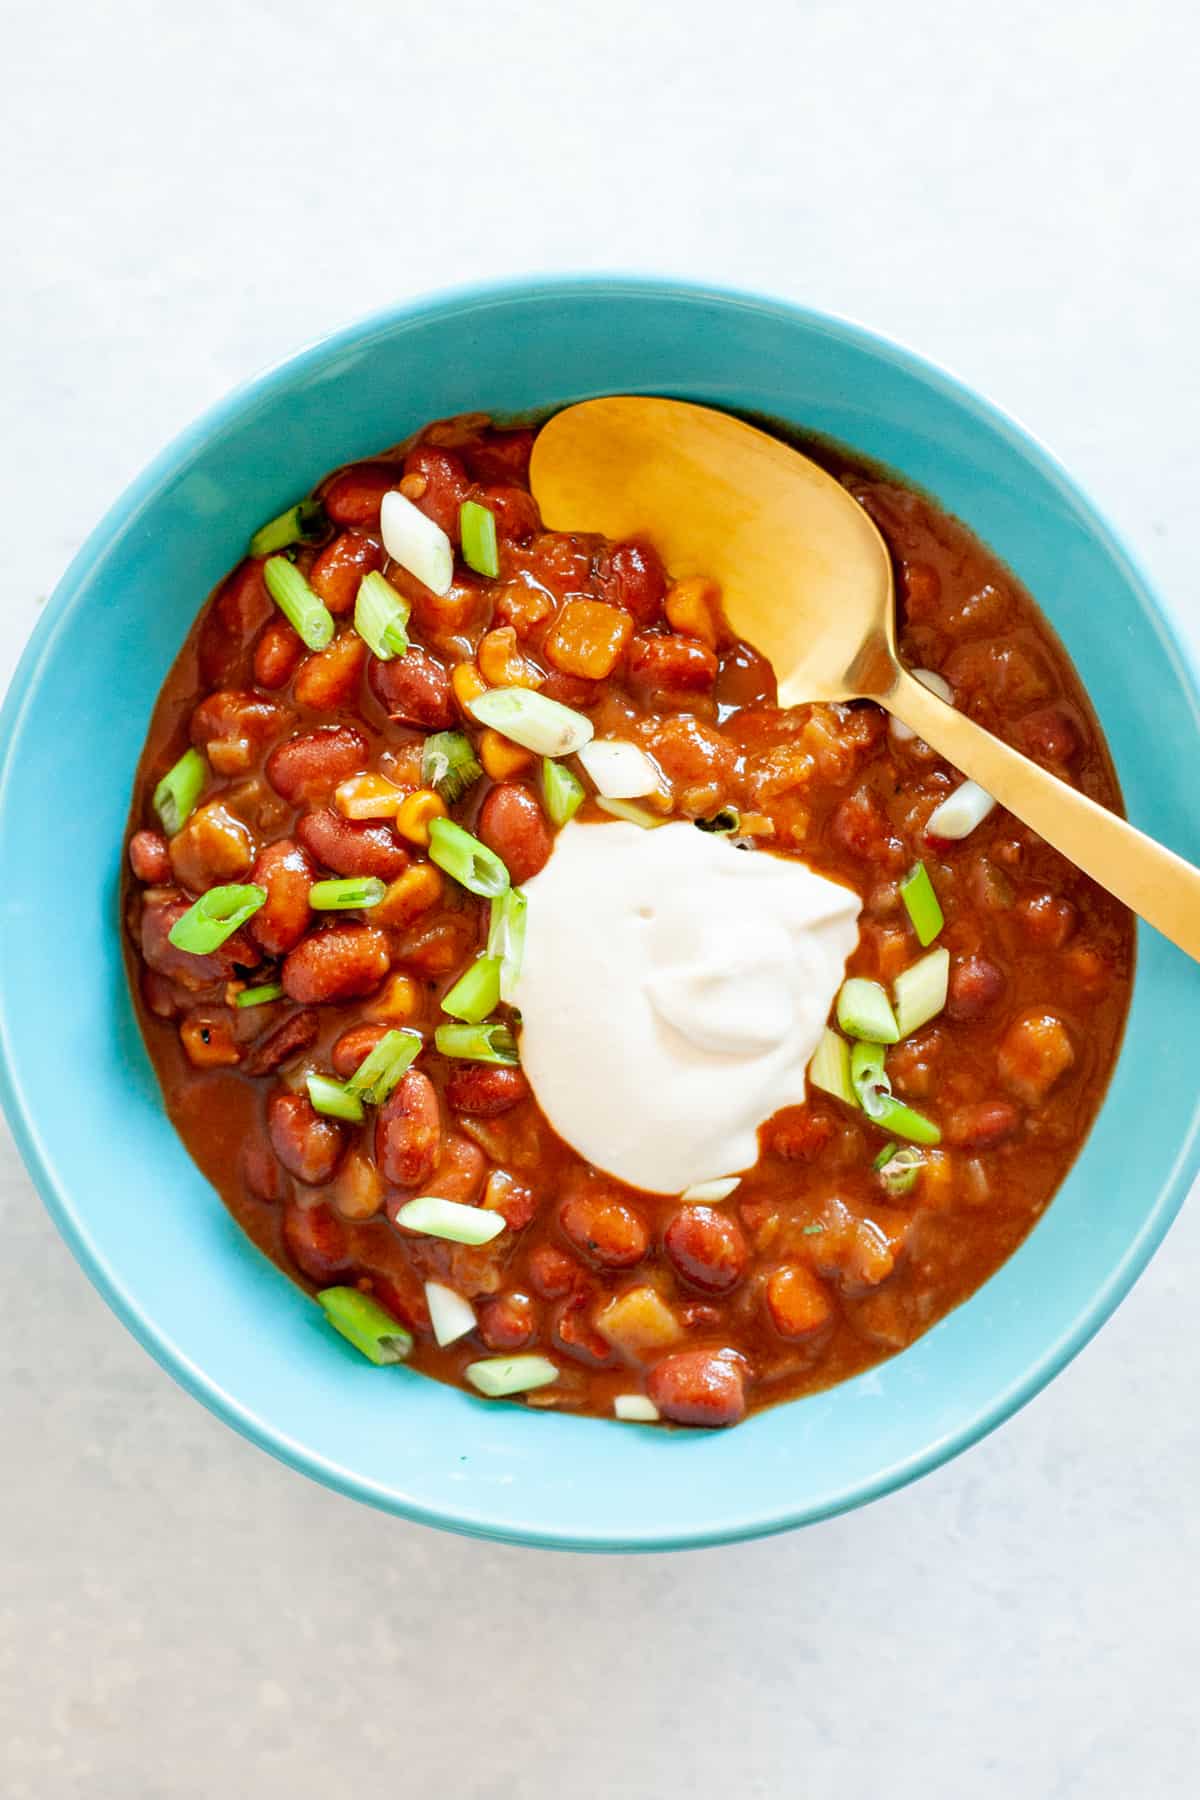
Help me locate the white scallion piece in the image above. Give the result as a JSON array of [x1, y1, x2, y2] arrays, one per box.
[[424, 1281, 477, 1348], [926, 778, 996, 841], [577, 738, 661, 799], [594, 796, 665, 828], [394, 1196, 505, 1246], [614, 1394, 661, 1423], [680, 1177, 741, 1203], [893, 946, 950, 1038], [465, 1354, 559, 1398], [380, 489, 453, 596], [468, 686, 594, 757], [890, 668, 954, 744]]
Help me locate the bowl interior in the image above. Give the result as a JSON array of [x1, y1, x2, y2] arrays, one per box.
[[4, 278, 1200, 1550]]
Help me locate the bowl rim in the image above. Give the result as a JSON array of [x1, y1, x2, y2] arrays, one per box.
[[4, 270, 1200, 1552]]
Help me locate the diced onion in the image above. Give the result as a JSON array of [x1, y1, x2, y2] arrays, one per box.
[[577, 738, 661, 799], [926, 778, 996, 841], [891, 668, 955, 744], [614, 1394, 661, 1423], [380, 489, 454, 596], [468, 686, 594, 757], [680, 1177, 741, 1203], [424, 1281, 477, 1347], [394, 1196, 506, 1245], [465, 1354, 558, 1398]]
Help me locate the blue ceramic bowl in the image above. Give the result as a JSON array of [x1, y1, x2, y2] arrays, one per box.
[[4, 276, 1199, 1551]]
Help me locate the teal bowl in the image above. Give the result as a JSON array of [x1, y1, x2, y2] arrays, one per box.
[[4, 276, 1199, 1551]]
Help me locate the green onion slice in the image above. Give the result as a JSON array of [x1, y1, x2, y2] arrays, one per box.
[[467, 686, 593, 757], [441, 955, 502, 1024], [435, 1021, 519, 1065], [422, 730, 482, 805], [899, 861, 945, 947], [836, 977, 900, 1045], [424, 1280, 478, 1348], [249, 497, 327, 560], [167, 884, 266, 954], [263, 555, 335, 651], [317, 1287, 413, 1365], [235, 982, 283, 1008], [344, 1028, 422, 1103], [465, 1354, 558, 1398], [613, 1394, 660, 1423], [354, 570, 411, 661], [894, 947, 950, 1038], [808, 1027, 855, 1107], [876, 1144, 924, 1196], [694, 807, 741, 835], [595, 796, 665, 828], [850, 1040, 892, 1120], [394, 1195, 506, 1245], [542, 756, 586, 828], [487, 886, 527, 1002], [459, 499, 500, 579], [153, 747, 207, 836], [308, 876, 387, 911], [428, 817, 511, 898], [870, 1093, 941, 1146], [306, 1073, 365, 1123]]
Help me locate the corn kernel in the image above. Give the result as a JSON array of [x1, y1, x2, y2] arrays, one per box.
[[399, 472, 428, 501], [478, 625, 541, 689], [735, 812, 775, 837], [364, 972, 422, 1025], [543, 599, 632, 678], [372, 862, 444, 927], [665, 576, 722, 649], [395, 788, 448, 846], [334, 771, 406, 820], [479, 728, 534, 779], [451, 659, 488, 712]]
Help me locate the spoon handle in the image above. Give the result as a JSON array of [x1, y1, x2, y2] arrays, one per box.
[[884, 664, 1200, 962]]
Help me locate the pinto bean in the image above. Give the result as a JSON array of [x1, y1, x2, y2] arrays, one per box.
[[627, 633, 718, 705], [595, 540, 667, 627], [646, 1349, 747, 1428], [477, 1291, 537, 1351], [765, 1265, 835, 1340], [401, 446, 471, 538], [368, 647, 455, 729], [476, 783, 552, 884], [129, 829, 171, 884], [330, 1023, 391, 1080], [269, 1093, 346, 1186], [282, 924, 391, 1003], [664, 1205, 748, 1293], [168, 802, 255, 892], [559, 1183, 648, 1269], [375, 1069, 441, 1188], [308, 530, 384, 615], [947, 955, 1005, 1022], [526, 1243, 581, 1299], [141, 893, 258, 987], [945, 1100, 1022, 1151], [198, 561, 273, 687], [242, 1008, 320, 1077], [293, 632, 368, 712], [248, 839, 316, 956], [444, 1063, 530, 1116], [426, 1131, 486, 1204], [296, 808, 409, 880], [1017, 891, 1077, 949], [242, 1138, 288, 1204], [282, 1198, 351, 1280], [265, 725, 369, 803], [322, 461, 402, 528], [764, 1107, 837, 1162], [253, 618, 305, 689], [477, 483, 540, 543]]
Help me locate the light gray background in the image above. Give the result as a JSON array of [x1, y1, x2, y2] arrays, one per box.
[[3, 2, 1198, 1795]]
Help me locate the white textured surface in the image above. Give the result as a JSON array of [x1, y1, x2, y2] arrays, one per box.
[[3, 1, 1200, 1794]]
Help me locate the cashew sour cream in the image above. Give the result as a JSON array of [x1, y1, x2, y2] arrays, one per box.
[[511, 821, 862, 1194]]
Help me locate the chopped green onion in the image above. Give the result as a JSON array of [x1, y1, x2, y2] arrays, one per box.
[[153, 747, 207, 836], [613, 1394, 660, 1422], [468, 686, 593, 757], [263, 554, 335, 651], [459, 499, 500, 579], [381, 490, 454, 596], [542, 757, 586, 827], [308, 876, 387, 911], [441, 955, 502, 1024], [249, 497, 327, 560], [870, 1093, 941, 1146], [167, 884, 266, 954], [354, 570, 411, 661], [428, 817, 511, 897], [344, 1028, 422, 1103], [926, 778, 996, 841], [317, 1287, 413, 1365], [577, 738, 660, 799], [802, 1223, 825, 1236], [487, 887, 527, 1002], [394, 1195, 506, 1245], [695, 807, 741, 835], [465, 1354, 558, 1398], [899, 861, 945, 947], [235, 982, 283, 1009], [876, 1145, 924, 1196], [680, 1177, 740, 1203], [422, 730, 482, 804], [808, 1027, 855, 1107], [306, 1073, 365, 1123], [595, 796, 665, 828], [872, 1141, 899, 1170], [836, 977, 900, 1045], [424, 1281, 477, 1347], [850, 1040, 891, 1119], [894, 947, 950, 1038], [435, 1021, 519, 1065]]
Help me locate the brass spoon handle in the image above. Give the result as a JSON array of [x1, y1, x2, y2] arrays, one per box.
[[884, 664, 1200, 961]]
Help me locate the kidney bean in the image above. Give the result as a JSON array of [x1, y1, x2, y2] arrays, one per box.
[[332, 1150, 385, 1221], [477, 483, 541, 544], [198, 561, 273, 686], [559, 1183, 648, 1269], [477, 1290, 537, 1351], [444, 1062, 529, 1117], [308, 530, 384, 615], [242, 1008, 320, 1078], [476, 783, 552, 884], [282, 924, 390, 1003], [463, 428, 534, 485], [595, 539, 667, 627], [649, 715, 738, 790], [265, 725, 369, 803], [527, 1242, 582, 1299], [190, 689, 292, 765], [1063, 943, 1112, 1001], [394, 915, 479, 978], [375, 1068, 441, 1188], [129, 829, 171, 884], [764, 1107, 837, 1162], [168, 802, 255, 892], [552, 1293, 618, 1369], [1017, 891, 1077, 950], [140, 967, 184, 1019], [248, 838, 316, 956], [765, 1265, 835, 1340], [282, 1198, 351, 1280], [401, 445, 471, 538], [242, 1138, 288, 1204], [331, 1023, 391, 1080], [947, 955, 1005, 1022], [485, 1175, 537, 1230], [998, 1011, 1075, 1105], [179, 1010, 242, 1068], [253, 618, 304, 689], [269, 1092, 346, 1186], [322, 461, 402, 528], [646, 1349, 747, 1428], [368, 647, 455, 729], [945, 1099, 1022, 1150], [627, 633, 719, 706], [293, 632, 368, 712], [537, 670, 602, 709], [426, 1132, 487, 1204], [664, 1205, 748, 1293], [296, 808, 409, 880], [1019, 704, 1079, 765], [141, 893, 258, 987]]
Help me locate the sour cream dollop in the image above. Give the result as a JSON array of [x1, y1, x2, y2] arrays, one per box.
[[512, 821, 861, 1194]]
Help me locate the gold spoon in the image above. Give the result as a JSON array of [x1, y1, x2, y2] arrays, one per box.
[[530, 395, 1200, 961]]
